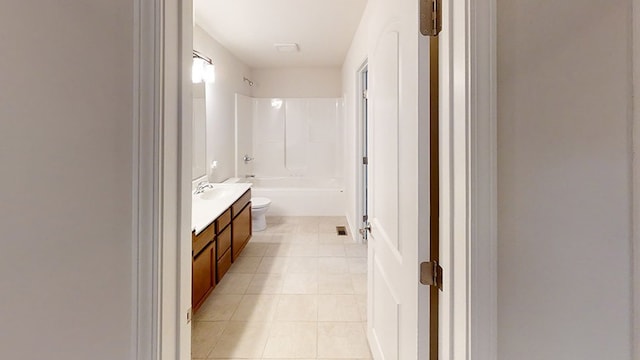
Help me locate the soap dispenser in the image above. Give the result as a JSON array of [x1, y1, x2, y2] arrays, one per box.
[[208, 160, 218, 183]]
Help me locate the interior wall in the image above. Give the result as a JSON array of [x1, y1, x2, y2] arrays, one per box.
[[0, 2, 134, 359], [194, 24, 253, 182], [497, 1, 632, 359], [342, 5, 370, 236], [250, 67, 342, 98], [192, 83, 207, 179]]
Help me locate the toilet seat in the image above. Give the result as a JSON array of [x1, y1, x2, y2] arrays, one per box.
[[252, 197, 271, 209]]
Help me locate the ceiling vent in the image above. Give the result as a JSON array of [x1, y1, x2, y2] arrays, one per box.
[[274, 43, 300, 53]]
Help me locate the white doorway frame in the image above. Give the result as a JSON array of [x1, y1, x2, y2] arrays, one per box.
[[633, 1, 640, 358], [356, 60, 369, 243], [133, 0, 193, 359], [438, 0, 497, 358]]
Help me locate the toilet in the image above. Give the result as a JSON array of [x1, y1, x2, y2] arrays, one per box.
[[251, 197, 271, 231]]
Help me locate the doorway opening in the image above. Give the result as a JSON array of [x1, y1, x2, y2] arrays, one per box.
[[142, 0, 498, 358], [187, 1, 372, 359], [358, 62, 369, 243]]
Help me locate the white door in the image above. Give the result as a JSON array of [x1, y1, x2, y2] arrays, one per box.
[[366, 0, 432, 359]]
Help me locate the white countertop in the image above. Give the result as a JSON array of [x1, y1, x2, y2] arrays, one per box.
[[191, 183, 252, 235]]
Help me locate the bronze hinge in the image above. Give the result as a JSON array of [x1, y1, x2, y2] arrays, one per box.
[[420, 260, 443, 290], [420, 0, 442, 37]]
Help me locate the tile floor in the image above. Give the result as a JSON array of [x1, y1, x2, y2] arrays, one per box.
[[192, 216, 372, 360]]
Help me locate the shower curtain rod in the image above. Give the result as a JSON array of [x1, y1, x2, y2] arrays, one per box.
[[243, 77, 254, 86]]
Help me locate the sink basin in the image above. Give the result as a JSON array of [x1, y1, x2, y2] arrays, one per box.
[[198, 188, 231, 201]]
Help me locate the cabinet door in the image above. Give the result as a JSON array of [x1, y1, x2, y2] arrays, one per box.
[[217, 247, 232, 282], [217, 224, 231, 259], [232, 204, 252, 260], [192, 241, 215, 312]]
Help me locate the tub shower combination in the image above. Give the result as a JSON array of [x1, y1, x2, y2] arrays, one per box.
[[235, 95, 346, 218]]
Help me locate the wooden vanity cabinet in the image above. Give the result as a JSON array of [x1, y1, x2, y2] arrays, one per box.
[[192, 231, 216, 312], [192, 188, 252, 313]]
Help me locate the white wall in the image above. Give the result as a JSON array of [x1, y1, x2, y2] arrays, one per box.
[[342, 6, 370, 236], [194, 25, 253, 182], [192, 83, 207, 179], [0, 2, 134, 359], [497, 1, 632, 359], [251, 67, 342, 98]]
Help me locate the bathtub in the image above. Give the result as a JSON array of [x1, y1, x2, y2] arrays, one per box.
[[228, 177, 345, 216]]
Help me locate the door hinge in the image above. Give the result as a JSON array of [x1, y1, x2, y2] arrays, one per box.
[[362, 90, 368, 99], [363, 156, 368, 165], [186, 308, 193, 323], [420, 0, 442, 36], [420, 261, 443, 290], [363, 215, 368, 222]]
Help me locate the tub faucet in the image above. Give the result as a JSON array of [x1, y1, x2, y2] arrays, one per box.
[[243, 154, 254, 163]]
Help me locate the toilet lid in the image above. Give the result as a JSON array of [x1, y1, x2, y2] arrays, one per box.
[[252, 197, 271, 208]]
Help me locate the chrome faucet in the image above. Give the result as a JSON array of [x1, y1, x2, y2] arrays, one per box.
[[243, 154, 254, 163], [194, 181, 214, 195]]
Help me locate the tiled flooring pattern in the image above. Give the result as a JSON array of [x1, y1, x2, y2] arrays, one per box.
[[192, 216, 371, 360]]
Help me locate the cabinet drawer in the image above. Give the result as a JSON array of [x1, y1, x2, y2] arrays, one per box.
[[217, 248, 232, 282], [193, 242, 215, 312], [232, 203, 252, 260], [217, 224, 231, 259], [193, 223, 215, 257], [232, 189, 251, 218], [216, 208, 232, 233]]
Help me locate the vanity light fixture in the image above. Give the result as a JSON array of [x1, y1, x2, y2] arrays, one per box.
[[192, 50, 215, 84]]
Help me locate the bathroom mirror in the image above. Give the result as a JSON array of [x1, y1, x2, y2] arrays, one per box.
[[192, 82, 207, 180]]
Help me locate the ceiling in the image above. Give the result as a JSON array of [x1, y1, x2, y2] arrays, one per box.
[[194, 0, 368, 69]]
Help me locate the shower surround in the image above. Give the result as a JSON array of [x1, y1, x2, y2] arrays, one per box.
[[235, 94, 345, 215]]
